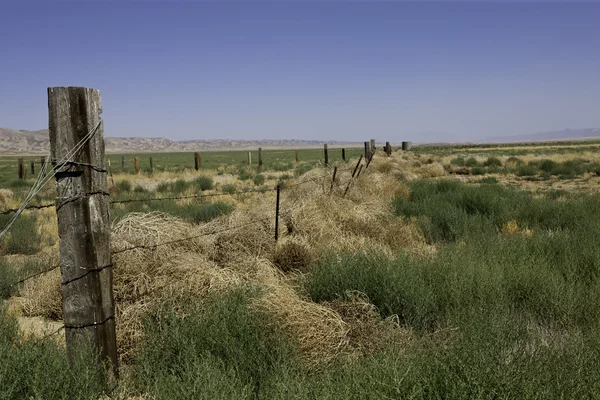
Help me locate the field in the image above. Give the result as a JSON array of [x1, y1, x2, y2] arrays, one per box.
[[2, 141, 600, 399]]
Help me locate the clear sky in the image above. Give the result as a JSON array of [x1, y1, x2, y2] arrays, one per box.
[[1, 1, 599, 143]]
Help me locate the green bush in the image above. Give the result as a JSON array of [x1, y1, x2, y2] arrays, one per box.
[[465, 157, 479, 167], [471, 166, 486, 175], [0, 214, 41, 255], [222, 184, 236, 194], [194, 175, 214, 191], [253, 174, 265, 186], [480, 177, 498, 184], [172, 179, 190, 194], [135, 289, 298, 398], [238, 170, 252, 181], [450, 157, 466, 166], [506, 156, 524, 167], [483, 157, 502, 167], [515, 165, 538, 177], [133, 185, 148, 193], [0, 307, 105, 399], [116, 180, 132, 192], [539, 159, 558, 173]]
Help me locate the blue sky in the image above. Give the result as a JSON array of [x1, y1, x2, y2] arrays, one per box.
[[1, 1, 599, 143]]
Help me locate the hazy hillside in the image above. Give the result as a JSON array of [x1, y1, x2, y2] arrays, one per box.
[[0, 128, 361, 153], [483, 128, 600, 144]]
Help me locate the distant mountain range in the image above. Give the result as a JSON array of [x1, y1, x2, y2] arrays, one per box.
[[0, 128, 361, 153], [1, 127, 599, 153], [482, 128, 600, 144]]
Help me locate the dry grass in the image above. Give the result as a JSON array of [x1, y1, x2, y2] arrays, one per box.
[[14, 152, 437, 367]]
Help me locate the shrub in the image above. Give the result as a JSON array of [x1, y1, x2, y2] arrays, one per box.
[[483, 157, 502, 167], [471, 166, 486, 175], [0, 214, 41, 255], [194, 175, 214, 191], [172, 179, 190, 194], [222, 184, 236, 194], [116, 180, 132, 192], [515, 165, 538, 177], [480, 177, 498, 184], [238, 170, 252, 181], [253, 174, 265, 186], [133, 185, 148, 193], [450, 157, 466, 166], [465, 157, 479, 167], [539, 159, 558, 173], [505, 156, 524, 168], [135, 290, 298, 398]]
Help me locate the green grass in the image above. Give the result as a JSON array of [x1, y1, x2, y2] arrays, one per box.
[[110, 199, 233, 224], [0, 307, 105, 399], [0, 214, 42, 255]]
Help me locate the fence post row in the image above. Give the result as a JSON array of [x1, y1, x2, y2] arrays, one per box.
[[48, 86, 118, 382]]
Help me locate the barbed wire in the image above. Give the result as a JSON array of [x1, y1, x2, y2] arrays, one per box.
[[111, 217, 271, 255], [0, 263, 60, 294]]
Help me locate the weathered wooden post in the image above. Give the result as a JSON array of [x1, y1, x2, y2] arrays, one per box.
[[402, 141, 412, 151], [18, 157, 25, 179], [258, 147, 263, 170], [194, 152, 200, 170], [364, 141, 370, 160], [248, 152, 252, 165], [370, 139, 376, 154], [342, 148, 346, 162], [121, 155, 125, 169], [31, 160, 35, 175], [275, 184, 281, 241], [324, 144, 329, 167], [134, 157, 140, 174], [343, 155, 363, 198], [149, 157, 153, 173], [295, 150, 299, 163], [385, 142, 392, 156], [48, 86, 118, 381], [330, 166, 338, 193]]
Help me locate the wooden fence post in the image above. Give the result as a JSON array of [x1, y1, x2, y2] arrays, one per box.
[[18, 157, 24, 179], [402, 141, 412, 151], [149, 157, 153, 173], [370, 139, 376, 154], [194, 152, 200, 170], [343, 155, 363, 198], [330, 166, 337, 194], [275, 184, 281, 241], [364, 141, 370, 160], [324, 144, 329, 166], [121, 155, 125, 169], [48, 86, 118, 381], [342, 148, 346, 162], [134, 157, 140, 174], [295, 150, 299, 163], [31, 160, 35, 176], [385, 142, 392, 156], [258, 147, 263, 170], [248, 152, 252, 165]]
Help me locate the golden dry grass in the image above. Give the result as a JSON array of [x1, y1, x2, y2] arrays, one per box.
[[13, 151, 442, 367]]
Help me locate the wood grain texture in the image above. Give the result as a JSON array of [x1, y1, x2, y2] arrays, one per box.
[[48, 87, 118, 380]]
